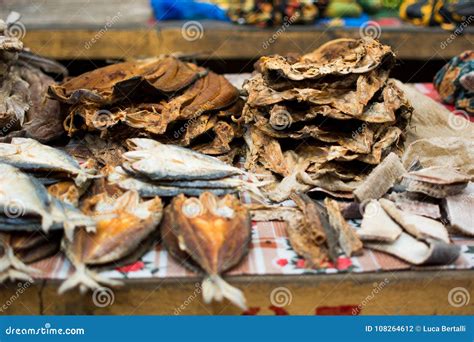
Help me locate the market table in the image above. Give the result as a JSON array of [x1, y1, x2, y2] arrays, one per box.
[[0, 81, 473, 315]]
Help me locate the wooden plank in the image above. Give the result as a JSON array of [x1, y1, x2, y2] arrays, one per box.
[[0, 271, 473, 315], [1, 0, 472, 60]]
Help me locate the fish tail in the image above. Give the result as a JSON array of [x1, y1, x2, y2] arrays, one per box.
[[202, 275, 247, 311], [58, 264, 122, 294], [0, 246, 39, 283]]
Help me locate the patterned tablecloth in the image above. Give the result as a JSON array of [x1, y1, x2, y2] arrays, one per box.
[[30, 83, 474, 281]]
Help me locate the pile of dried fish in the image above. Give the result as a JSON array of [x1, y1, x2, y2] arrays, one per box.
[[48, 56, 244, 160], [161, 192, 251, 309], [0, 13, 67, 143], [106, 138, 267, 198], [242, 37, 412, 201]]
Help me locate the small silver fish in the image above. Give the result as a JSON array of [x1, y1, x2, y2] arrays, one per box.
[[0, 163, 95, 239], [0, 138, 98, 186], [123, 138, 245, 181]]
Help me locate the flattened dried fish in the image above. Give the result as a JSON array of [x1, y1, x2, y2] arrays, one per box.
[[0, 138, 98, 186], [353, 152, 405, 202], [365, 233, 460, 265], [379, 198, 449, 243], [324, 198, 363, 257], [443, 189, 474, 236], [358, 200, 402, 242], [403, 167, 470, 198], [59, 191, 162, 293], [161, 192, 250, 310]]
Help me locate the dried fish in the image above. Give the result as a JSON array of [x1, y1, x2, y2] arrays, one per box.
[[387, 192, 441, 219], [379, 198, 449, 243], [365, 233, 460, 265], [0, 232, 40, 282], [0, 163, 95, 239], [403, 166, 470, 198], [59, 191, 162, 293], [353, 152, 405, 202], [324, 198, 363, 257], [161, 192, 250, 310], [0, 138, 98, 186], [123, 139, 246, 181], [11, 231, 62, 263], [443, 191, 474, 236], [358, 200, 402, 242]]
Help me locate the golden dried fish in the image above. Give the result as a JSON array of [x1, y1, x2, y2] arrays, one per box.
[[59, 191, 163, 293], [324, 198, 363, 257], [161, 192, 250, 310]]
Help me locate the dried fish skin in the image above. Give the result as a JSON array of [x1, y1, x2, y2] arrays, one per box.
[[443, 189, 474, 236], [366, 233, 460, 265], [358, 200, 402, 242], [161, 192, 250, 309], [259, 37, 394, 82], [353, 152, 405, 202], [48, 57, 204, 105], [403, 167, 470, 198], [123, 139, 245, 181], [0, 138, 98, 186], [324, 198, 363, 257]]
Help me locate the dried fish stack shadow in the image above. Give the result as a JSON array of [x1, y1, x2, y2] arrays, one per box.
[[242, 37, 413, 199], [48, 56, 245, 163]]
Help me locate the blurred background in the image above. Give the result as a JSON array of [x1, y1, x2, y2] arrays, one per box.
[[0, 0, 472, 81]]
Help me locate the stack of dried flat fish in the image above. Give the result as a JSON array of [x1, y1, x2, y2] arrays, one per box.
[[48, 56, 244, 160], [242, 37, 412, 201], [106, 138, 267, 198], [161, 192, 251, 309], [0, 13, 67, 143]]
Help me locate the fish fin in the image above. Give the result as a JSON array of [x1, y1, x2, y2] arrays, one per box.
[[6, 248, 41, 275], [58, 264, 122, 294], [63, 221, 75, 241], [201, 275, 247, 311]]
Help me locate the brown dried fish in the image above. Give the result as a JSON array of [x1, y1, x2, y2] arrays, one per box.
[[161, 192, 250, 309], [11, 231, 62, 264], [324, 198, 363, 257]]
